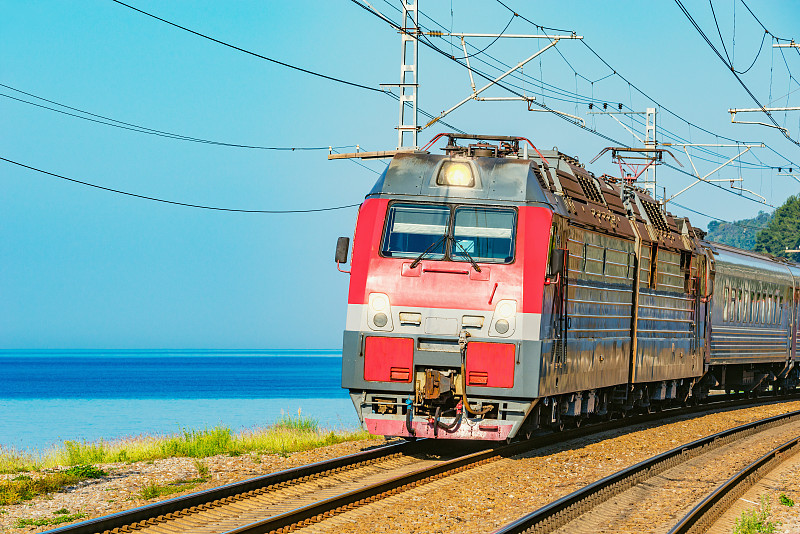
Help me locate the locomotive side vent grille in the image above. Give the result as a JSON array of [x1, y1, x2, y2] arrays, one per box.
[[576, 173, 606, 205], [551, 338, 566, 362], [532, 165, 549, 189], [641, 200, 670, 232]]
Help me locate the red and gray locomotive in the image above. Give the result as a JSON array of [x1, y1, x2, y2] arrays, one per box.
[[334, 133, 800, 440]]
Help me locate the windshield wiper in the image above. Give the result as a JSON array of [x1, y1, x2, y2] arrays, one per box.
[[450, 236, 482, 272], [409, 233, 448, 269]]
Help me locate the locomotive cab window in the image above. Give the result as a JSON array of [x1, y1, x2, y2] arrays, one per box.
[[452, 207, 515, 263], [381, 202, 516, 264], [381, 204, 449, 260]]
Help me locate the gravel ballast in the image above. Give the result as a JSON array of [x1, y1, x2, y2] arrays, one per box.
[[3, 401, 800, 534]]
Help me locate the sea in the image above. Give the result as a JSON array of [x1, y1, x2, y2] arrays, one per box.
[[0, 350, 358, 452]]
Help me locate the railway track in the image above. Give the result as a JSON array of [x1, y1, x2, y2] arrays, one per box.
[[492, 407, 800, 534], [46, 395, 799, 534], [669, 433, 800, 534]]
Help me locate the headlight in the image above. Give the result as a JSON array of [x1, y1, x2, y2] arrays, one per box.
[[489, 299, 516, 337], [496, 302, 515, 319], [372, 296, 388, 312], [368, 293, 393, 331], [437, 161, 475, 187]]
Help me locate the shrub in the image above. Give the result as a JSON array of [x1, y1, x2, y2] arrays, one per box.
[[733, 495, 775, 534], [64, 465, 107, 479], [0, 465, 105, 505], [194, 459, 209, 479]]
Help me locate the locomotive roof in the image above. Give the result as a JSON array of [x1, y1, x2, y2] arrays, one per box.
[[357, 139, 799, 277], [365, 151, 550, 206], [366, 149, 697, 252]]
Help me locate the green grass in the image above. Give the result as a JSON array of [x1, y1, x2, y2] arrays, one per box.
[[138, 478, 207, 500], [733, 496, 776, 534], [779, 493, 795, 507], [13, 512, 85, 528], [194, 459, 209, 478], [0, 413, 370, 474], [0, 466, 107, 506]]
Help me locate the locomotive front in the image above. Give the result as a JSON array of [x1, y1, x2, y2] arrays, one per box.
[[336, 136, 555, 440]]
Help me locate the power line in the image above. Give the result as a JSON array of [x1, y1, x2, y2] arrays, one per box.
[[383, 0, 776, 182], [674, 0, 800, 147], [112, 1, 464, 137], [490, 0, 800, 171], [708, 0, 766, 75], [351, 0, 776, 206], [1, 82, 391, 174], [0, 86, 354, 151], [670, 200, 770, 230], [1, 156, 360, 214], [109, 0, 384, 94], [455, 13, 517, 60], [414, 0, 779, 172]]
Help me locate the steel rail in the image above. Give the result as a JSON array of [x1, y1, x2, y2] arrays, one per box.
[[43, 439, 420, 534], [668, 435, 800, 534], [45, 393, 799, 534], [223, 396, 800, 534], [492, 405, 800, 534], [221, 446, 501, 534]]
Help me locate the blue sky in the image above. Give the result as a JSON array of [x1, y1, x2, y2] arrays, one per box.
[[2, 1, 799, 349]]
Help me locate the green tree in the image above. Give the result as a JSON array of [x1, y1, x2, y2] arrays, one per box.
[[705, 211, 772, 249], [753, 195, 800, 262]]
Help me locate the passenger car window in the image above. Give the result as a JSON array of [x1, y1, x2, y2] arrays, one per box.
[[723, 286, 729, 322]]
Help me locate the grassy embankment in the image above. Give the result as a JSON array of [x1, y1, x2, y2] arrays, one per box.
[[0, 413, 370, 506]]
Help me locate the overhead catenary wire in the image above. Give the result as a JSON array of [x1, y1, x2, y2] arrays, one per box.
[[0, 87, 355, 151], [381, 0, 783, 181], [674, 0, 800, 147], [110, 1, 465, 136], [451, 12, 518, 60], [490, 0, 800, 172], [8, 3, 777, 221], [109, 0, 385, 94], [406, 0, 790, 174], [708, 0, 766, 75], [351, 0, 775, 206], [1, 156, 360, 213], [105, 0, 793, 205], [670, 200, 770, 230]]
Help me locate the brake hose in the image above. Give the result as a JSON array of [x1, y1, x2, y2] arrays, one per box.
[[405, 398, 416, 436], [459, 330, 492, 416], [435, 403, 463, 434]]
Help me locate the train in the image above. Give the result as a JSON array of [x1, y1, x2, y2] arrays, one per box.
[[333, 133, 800, 441]]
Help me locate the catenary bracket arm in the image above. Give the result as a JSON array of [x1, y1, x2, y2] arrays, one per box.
[[664, 146, 754, 203], [425, 39, 561, 128]]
